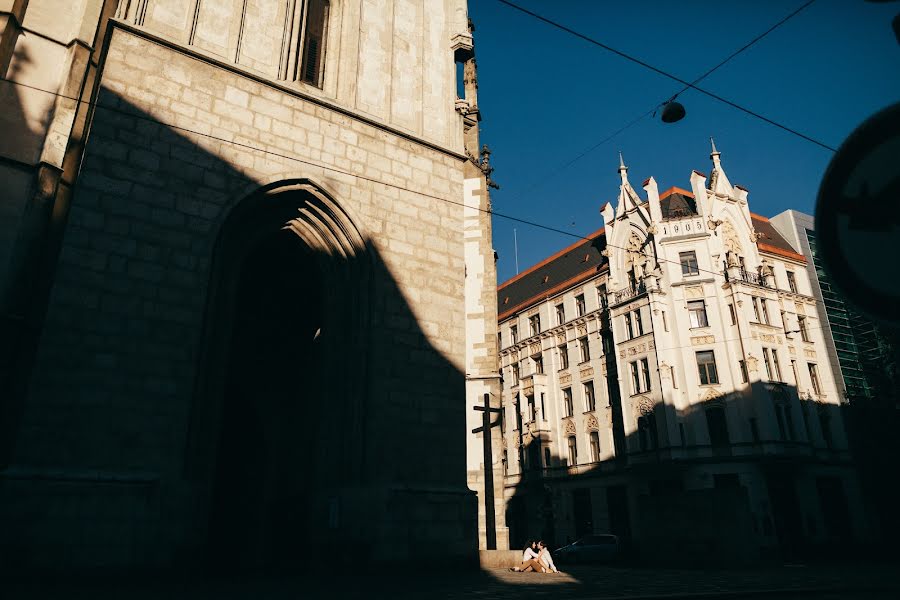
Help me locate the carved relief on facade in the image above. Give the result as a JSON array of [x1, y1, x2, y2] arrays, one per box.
[[556, 332, 566, 345], [632, 395, 654, 417], [580, 367, 594, 378], [804, 349, 817, 358], [746, 354, 759, 372], [529, 342, 541, 355], [527, 306, 540, 317], [586, 413, 600, 432], [722, 220, 743, 260], [625, 342, 648, 356], [700, 388, 726, 404], [788, 345, 796, 355], [563, 419, 576, 435], [691, 335, 715, 346], [796, 303, 806, 315], [659, 361, 671, 379], [685, 286, 703, 299], [559, 374, 572, 385], [523, 384, 534, 396], [576, 324, 587, 337]]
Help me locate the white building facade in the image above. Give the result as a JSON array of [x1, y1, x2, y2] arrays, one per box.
[[497, 145, 871, 560]]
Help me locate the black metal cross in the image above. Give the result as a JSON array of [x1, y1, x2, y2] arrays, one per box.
[[472, 392, 502, 550]]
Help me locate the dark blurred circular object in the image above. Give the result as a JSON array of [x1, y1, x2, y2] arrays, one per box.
[[815, 102, 900, 324]]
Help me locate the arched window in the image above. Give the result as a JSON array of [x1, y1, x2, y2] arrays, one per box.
[[299, 0, 330, 87]]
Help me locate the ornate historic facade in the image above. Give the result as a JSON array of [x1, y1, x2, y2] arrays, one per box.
[[0, 0, 495, 570], [497, 145, 871, 560]]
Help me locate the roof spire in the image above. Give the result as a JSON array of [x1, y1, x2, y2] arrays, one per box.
[[710, 136, 722, 168], [617, 151, 628, 184]]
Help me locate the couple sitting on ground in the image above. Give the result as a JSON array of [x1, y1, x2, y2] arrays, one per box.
[[509, 539, 559, 574]]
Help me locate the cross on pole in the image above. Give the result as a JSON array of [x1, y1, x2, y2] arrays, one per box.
[[472, 392, 502, 550]]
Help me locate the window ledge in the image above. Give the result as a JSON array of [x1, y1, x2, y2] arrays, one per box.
[[698, 383, 721, 387]]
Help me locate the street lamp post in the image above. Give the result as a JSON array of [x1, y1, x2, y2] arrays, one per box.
[[472, 392, 502, 550]]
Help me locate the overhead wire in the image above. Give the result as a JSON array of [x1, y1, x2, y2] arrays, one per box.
[[0, 75, 837, 322], [495, 0, 820, 204], [493, 0, 837, 152]]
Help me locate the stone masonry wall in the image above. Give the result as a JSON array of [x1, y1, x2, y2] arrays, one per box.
[[4, 22, 472, 567]]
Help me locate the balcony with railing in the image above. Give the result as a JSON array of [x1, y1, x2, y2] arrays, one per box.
[[612, 281, 647, 305], [723, 268, 771, 288]]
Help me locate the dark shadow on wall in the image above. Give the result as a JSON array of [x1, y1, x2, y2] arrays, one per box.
[[504, 379, 868, 568], [0, 72, 891, 600], [0, 83, 477, 577]]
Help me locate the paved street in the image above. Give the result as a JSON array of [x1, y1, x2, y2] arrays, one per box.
[[4, 563, 898, 600]]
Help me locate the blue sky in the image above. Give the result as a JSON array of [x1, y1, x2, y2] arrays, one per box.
[[468, 0, 900, 284]]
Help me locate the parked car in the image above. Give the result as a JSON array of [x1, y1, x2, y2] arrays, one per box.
[[554, 534, 620, 564]]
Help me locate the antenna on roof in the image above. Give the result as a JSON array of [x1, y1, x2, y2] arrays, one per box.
[[514, 228, 519, 275]]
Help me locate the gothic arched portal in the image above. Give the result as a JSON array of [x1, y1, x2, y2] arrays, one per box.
[[185, 180, 371, 571]]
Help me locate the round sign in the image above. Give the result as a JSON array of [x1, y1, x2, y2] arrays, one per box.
[[815, 102, 900, 324]]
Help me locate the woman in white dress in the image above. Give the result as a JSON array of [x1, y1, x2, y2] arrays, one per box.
[[509, 540, 544, 572]]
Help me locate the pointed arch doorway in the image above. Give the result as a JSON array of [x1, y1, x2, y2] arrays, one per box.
[[187, 181, 371, 572]]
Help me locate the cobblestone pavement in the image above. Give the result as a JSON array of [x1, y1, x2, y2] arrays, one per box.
[[4, 563, 898, 599]]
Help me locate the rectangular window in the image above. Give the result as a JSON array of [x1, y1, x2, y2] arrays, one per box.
[[752, 297, 761, 322], [527, 395, 536, 422], [590, 431, 601, 462], [696, 350, 719, 385], [728, 303, 737, 326], [705, 407, 730, 447], [563, 388, 574, 417], [510, 325, 518, 344], [498, 331, 502, 349], [798, 315, 810, 342], [773, 404, 786, 440], [760, 298, 770, 324], [630, 361, 641, 395], [576, 294, 586, 316], [786, 271, 797, 293], [634, 309, 644, 336], [533, 354, 544, 375], [597, 285, 608, 309], [679, 251, 700, 276], [556, 304, 565, 325], [771, 348, 782, 381], [583, 381, 596, 412], [641, 358, 652, 393], [662, 310, 669, 332], [544, 447, 551, 468], [739, 360, 749, 383], [688, 300, 709, 328], [579, 336, 590, 363], [529, 314, 541, 336], [559, 345, 569, 370], [808, 363, 822, 395], [791, 359, 799, 385], [511, 362, 520, 386], [624, 313, 634, 339], [567, 435, 578, 465], [762, 348, 773, 380], [749, 417, 761, 443], [300, 0, 330, 87], [540, 393, 546, 421]]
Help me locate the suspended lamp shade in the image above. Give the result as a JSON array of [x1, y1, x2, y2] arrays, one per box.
[[661, 101, 686, 123]]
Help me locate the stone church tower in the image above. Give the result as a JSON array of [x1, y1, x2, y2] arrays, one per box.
[[0, 0, 495, 570]]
